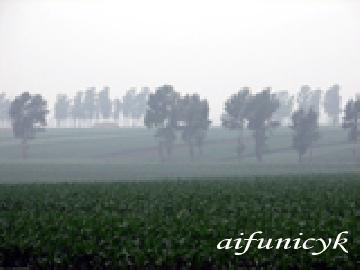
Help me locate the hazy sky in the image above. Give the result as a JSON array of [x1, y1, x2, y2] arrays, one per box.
[[0, 0, 359, 121]]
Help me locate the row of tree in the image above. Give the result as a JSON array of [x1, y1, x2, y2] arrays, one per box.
[[0, 84, 342, 128], [54, 87, 150, 127], [2, 85, 358, 162], [143, 84, 350, 162], [54, 84, 341, 128], [272, 84, 341, 125], [144, 85, 211, 160]]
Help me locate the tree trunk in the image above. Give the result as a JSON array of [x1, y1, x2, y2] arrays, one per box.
[[255, 127, 265, 162]]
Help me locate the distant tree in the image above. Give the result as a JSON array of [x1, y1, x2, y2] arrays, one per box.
[[290, 109, 320, 162], [54, 94, 70, 127], [132, 87, 150, 126], [122, 88, 137, 126], [0, 93, 10, 127], [9, 92, 49, 159], [245, 88, 279, 162], [98, 87, 112, 120], [342, 97, 360, 159], [297, 85, 322, 114], [221, 87, 251, 158], [113, 98, 123, 122], [71, 91, 84, 128], [324, 84, 342, 126], [273, 91, 294, 125], [297, 85, 312, 111], [178, 94, 211, 158], [144, 85, 180, 161], [309, 89, 322, 114], [83, 87, 97, 124]]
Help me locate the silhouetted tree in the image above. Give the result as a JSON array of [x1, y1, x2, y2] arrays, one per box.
[[245, 88, 279, 162], [54, 94, 70, 127], [273, 91, 294, 125], [290, 109, 320, 162], [178, 94, 211, 158], [221, 87, 251, 158], [113, 98, 123, 122], [309, 89, 322, 114], [98, 87, 112, 120], [9, 92, 49, 159], [297, 85, 321, 114], [0, 93, 10, 127], [144, 85, 179, 161], [297, 85, 312, 111], [83, 87, 97, 124], [71, 91, 84, 128], [132, 87, 150, 126], [122, 88, 137, 126], [324, 84, 342, 126], [343, 97, 360, 159]]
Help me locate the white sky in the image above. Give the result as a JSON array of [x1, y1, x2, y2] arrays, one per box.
[[0, 0, 359, 121]]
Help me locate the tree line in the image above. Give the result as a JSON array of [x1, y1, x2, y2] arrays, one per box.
[[54, 86, 150, 128], [1, 84, 359, 162]]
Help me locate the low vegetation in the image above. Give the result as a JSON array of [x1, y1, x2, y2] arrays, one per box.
[[0, 175, 358, 268]]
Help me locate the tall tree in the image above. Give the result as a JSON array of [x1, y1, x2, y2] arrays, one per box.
[[144, 85, 179, 161], [290, 109, 320, 162], [113, 98, 123, 123], [132, 87, 150, 126], [9, 92, 49, 159], [297, 85, 321, 114], [273, 91, 294, 125], [221, 87, 251, 158], [83, 87, 97, 124], [297, 85, 312, 111], [245, 88, 279, 162], [98, 87, 112, 120], [309, 89, 322, 114], [343, 97, 360, 159], [54, 94, 70, 127], [324, 84, 342, 126], [122, 88, 137, 126], [0, 92, 10, 127], [71, 91, 84, 128], [178, 94, 211, 158]]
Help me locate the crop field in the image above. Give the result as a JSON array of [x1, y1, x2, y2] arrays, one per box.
[[0, 175, 359, 268], [0, 127, 359, 183], [0, 127, 359, 268]]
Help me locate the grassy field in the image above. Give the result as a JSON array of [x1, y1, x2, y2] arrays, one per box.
[[0, 175, 359, 268], [0, 127, 359, 182]]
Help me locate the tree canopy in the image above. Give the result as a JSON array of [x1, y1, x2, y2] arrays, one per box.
[[324, 84, 341, 126], [290, 109, 320, 162], [178, 94, 211, 158], [9, 92, 49, 158], [221, 87, 251, 157], [54, 94, 70, 127]]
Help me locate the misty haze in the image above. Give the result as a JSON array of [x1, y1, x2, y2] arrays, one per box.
[[0, 0, 359, 269]]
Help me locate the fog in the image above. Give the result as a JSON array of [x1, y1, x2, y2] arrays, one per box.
[[1, 0, 360, 122]]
